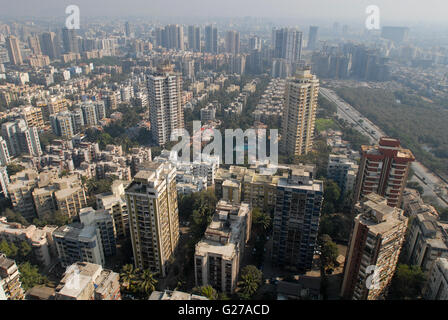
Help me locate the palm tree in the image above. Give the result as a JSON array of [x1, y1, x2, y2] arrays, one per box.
[[240, 273, 259, 297], [258, 213, 272, 231], [138, 269, 158, 297], [193, 285, 217, 300], [120, 264, 137, 291]]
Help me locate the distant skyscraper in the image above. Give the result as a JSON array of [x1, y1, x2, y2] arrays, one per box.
[[125, 162, 179, 277], [205, 25, 218, 54], [125, 21, 134, 38], [307, 26, 318, 50], [28, 35, 42, 55], [6, 36, 23, 65], [273, 28, 303, 63], [147, 62, 184, 146], [40, 32, 59, 60], [225, 30, 240, 55], [341, 193, 407, 300], [62, 27, 79, 53], [187, 25, 201, 52], [249, 35, 262, 51], [353, 137, 415, 208], [160, 25, 184, 50], [280, 67, 319, 157], [272, 165, 323, 272], [381, 26, 409, 43]]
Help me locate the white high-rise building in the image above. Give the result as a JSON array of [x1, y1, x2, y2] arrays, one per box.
[[147, 63, 184, 146], [280, 67, 319, 157], [125, 162, 179, 277], [1, 119, 42, 157], [0, 137, 11, 166]]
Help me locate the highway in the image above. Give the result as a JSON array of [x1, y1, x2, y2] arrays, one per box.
[[320, 87, 448, 208]]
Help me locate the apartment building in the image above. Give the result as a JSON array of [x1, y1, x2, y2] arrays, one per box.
[[425, 257, 448, 300], [327, 154, 359, 193], [96, 180, 130, 239], [280, 67, 319, 157], [341, 193, 408, 300], [353, 137, 415, 208], [79, 207, 117, 257], [0, 217, 56, 267], [32, 174, 86, 218], [147, 63, 184, 146], [125, 162, 179, 277], [1, 119, 42, 157], [402, 188, 439, 217], [54, 183, 88, 219], [55, 262, 120, 300], [0, 166, 9, 198], [7, 168, 39, 220], [195, 201, 251, 294], [272, 165, 323, 272], [404, 212, 448, 274], [0, 137, 11, 166], [53, 222, 105, 267], [0, 254, 24, 300]]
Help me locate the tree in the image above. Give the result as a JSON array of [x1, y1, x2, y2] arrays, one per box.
[[319, 234, 339, 271], [137, 269, 158, 297], [388, 264, 425, 300], [406, 181, 424, 195], [192, 285, 218, 300], [252, 208, 272, 233], [238, 265, 263, 299], [6, 163, 25, 177], [2, 208, 28, 225], [322, 180, 341, 215], [18, 262, 48, 291], [0, 239, 11, 256], [120, 264, 138, 291], [19, 241, 32, 260]]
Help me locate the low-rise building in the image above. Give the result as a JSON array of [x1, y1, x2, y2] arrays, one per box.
[[0, 217, 56, 267], [149, 290, 208, 300], [327, 154, 358, 193], [0, 254, 24, 300], [425, 257, 448, 300], [55, 262, 120, 300], [53, 223, 105, 267], [194, 200, 251, 294]]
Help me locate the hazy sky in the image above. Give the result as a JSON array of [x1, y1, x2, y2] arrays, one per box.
[[1, 0, 447, 25]]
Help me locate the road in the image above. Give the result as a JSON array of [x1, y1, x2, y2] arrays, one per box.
[[320, 87, 448, 208]]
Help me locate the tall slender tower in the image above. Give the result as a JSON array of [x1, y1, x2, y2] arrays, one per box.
[[188, 25, 201, 52], [6, 36, 23, 65], [225, 30, 240, 55], [62, 27, 79, 53], [280, 67, 319, 157], [273, 28, 303, 62], [353, 137, 415, 208], [307, 26, 319, 50], [341, 193, 407, 300], [125, 162, 179, 277], [205, 25, 218, 54], [147, 62, 184, 146], [272, 165, 323, 273], [40, 32, 59, 60]]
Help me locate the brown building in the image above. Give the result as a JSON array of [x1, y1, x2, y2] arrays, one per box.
[[353, 137, 415, 208], [341, 193, 408, 300]]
